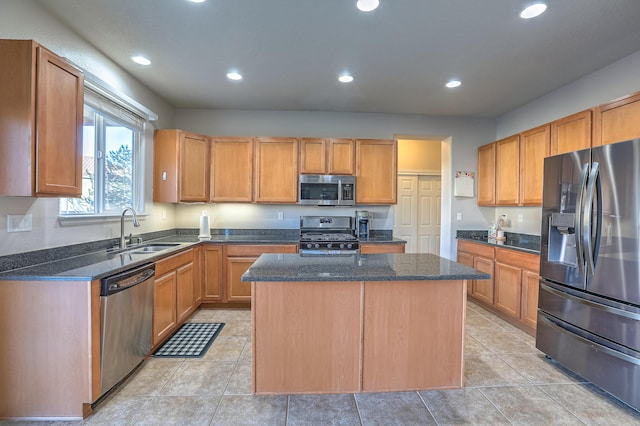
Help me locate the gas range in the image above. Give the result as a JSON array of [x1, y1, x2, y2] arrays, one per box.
[[299, 216, 359, 255]]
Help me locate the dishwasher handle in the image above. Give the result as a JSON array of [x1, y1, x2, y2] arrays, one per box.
[[101, 264, 155, 296]]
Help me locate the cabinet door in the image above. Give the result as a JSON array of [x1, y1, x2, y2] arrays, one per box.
[[472, 257, 494, 305], [193, 246, 202, 305], [477, 143, 496, 206], [211, 137, 253, 202], [521, 270, 540, 328], [356, 139, 397, 204], [153, 272, 177, 347], [176, 262, 195, 323], [254, 137, 299, 203], [203, 245, 223, 301], [520, 125, 550, 206], [226, 256, 257, 302], [35, 46, 84, 196], [595, 92, 640, 147], [551, 110, 592, 155], [300, 138, 327, 174], [495, 135, 520, 206], [180, 133, 210, 202], [494, 262, 522, 319], [328, 139, 355, 175], [360, 243, 405, 254], [457, 251, 475, 296]]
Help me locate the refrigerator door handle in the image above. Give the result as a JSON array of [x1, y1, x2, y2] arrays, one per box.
[[575, 163, 589, 274], [584, 162, 600, 277]]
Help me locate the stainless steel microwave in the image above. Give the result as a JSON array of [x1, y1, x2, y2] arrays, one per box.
[[299, 175, 355, 206]]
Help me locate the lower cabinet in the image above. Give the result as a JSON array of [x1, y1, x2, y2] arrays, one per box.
[[457, 240, 540, 334], [202, 245, 223, 302], [359, 243, 406, 254], [153, 248, 197, 348], [224, 244, 298, 303]]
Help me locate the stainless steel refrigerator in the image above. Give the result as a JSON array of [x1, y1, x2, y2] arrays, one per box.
[[537, 138, 640, 410]]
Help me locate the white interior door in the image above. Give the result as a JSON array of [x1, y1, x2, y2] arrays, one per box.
[[417, 175, 441, 255], [394, 174, 441, 254]]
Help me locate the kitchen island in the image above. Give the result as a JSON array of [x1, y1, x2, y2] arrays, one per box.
[[242, 253, 490, 395]]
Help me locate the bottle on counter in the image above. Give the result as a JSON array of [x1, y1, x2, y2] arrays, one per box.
[[488, 222, 497, 243]]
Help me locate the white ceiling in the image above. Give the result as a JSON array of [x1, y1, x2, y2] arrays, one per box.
[[37, 0, 640, 117]]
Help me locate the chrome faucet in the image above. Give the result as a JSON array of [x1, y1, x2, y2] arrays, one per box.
[[120, 207, 140, 248]]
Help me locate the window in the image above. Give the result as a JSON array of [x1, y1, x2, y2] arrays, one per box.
[[60, 88, 146, 216]]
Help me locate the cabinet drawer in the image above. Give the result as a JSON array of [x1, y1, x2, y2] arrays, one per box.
[[457, 240, 494, 258], [156, 249, 194, 276], [225, 244, 297, 257], [495, 248, 539, 273]]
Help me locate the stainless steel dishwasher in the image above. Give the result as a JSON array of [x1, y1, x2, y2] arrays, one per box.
[[99, 263, 155, 396]]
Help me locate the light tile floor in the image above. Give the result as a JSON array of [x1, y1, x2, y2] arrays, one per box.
[[5, 300, 640, 425]]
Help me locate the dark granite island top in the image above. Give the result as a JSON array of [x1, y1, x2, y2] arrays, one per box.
[[242, 253, 491, 282]]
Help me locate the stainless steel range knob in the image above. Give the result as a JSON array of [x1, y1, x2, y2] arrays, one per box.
[[306, 243, 313, 249], [347, 243, 353, 249], [327, 243, 333, 249], [314, 243, 320, 249], [340, 243, 345, 249]]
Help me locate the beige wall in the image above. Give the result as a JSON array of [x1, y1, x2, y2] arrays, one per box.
[[398, 139, 441, 173]]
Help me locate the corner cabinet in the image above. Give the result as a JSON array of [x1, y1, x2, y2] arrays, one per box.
[[0, 39, 84, 197], [254, 137, 299, 203], [356, 139, 397, 204], [477, 143, 496, 206], [153, 129, 210, 203], [211, 137, 254, 202]]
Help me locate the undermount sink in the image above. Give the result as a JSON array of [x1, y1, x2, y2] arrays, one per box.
[[127, 243, 181, 254]]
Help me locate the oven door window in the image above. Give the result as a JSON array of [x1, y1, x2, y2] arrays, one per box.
[[300, 183, 339, 201]]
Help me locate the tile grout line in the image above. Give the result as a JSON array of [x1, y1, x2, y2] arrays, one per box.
[[416, 390, 440, 425]]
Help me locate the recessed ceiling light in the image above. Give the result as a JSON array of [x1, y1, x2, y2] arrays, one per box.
[[131, 56, 151, 66], [339, 75, 354, 83], [356, 0, 379, 12], [520, 2, 548, 19], [226, 72, 243, 81], [446, 80, 462, 88], [187, 0, 206, 3]]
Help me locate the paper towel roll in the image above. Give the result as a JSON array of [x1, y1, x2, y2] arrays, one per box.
[[198, 214, 211, 239]]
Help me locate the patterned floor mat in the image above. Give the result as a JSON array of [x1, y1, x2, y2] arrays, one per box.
[[153, 322, 224, 357]]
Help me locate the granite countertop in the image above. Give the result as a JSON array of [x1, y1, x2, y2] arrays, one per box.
[[456, 230, 541, 254], [0, 229, 404, 281], [241, 253, 491, 282]]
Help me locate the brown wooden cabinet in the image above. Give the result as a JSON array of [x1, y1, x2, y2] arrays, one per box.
[[457, 240, 495, 304], [520, 124, 550, 206], [458, 240, 540, 334], [153, 249, 196, 348], [551, 109, 593, 155], [495, 135, 520, 206], [224, 244, 298, 303], [359, 243, 405, 254], [254, 137, 299, 203], [477, 143, 496, 206], [211, 137, 254, 202], [300, 138, 355, 175], [154, 129, 210, 203], [202, 244, 223, 302], [356, 139, 397, 204], [0, 39, 84, 197], [595, 92, 640, 147]]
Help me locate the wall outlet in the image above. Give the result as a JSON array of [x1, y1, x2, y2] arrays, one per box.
[[277, 211, 284, 220], [7, 214, 32, 232], [456, 212, 463, 221], [518, 214, 524, 223], [161, 209, 166, 220]]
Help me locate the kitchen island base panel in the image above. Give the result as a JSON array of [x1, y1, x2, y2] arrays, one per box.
[[362, 280, 466, 392], [252, 281, 363, 394], [252, 279, 466, 394]]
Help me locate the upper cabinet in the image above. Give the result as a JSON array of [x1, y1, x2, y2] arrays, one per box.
[[550, 109, 592, 156], [0, 39, 84, 197], [254, 137, 299, 203], [594, 92, 640, 147], [356, 139, 397, 204], [477, 143, 496, 206], [520, 124, 550, 206], [154, 129, 210, 203], [495, 135, 520, 206], [300, 138, 355, 175], [211, 137, 253, 202]]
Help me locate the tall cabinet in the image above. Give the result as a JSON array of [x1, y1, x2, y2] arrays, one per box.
[[0, 39, 84, 197]]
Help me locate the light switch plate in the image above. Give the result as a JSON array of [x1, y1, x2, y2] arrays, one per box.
[[7, 214, 32, 232], [456, 212, 463, 221]]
